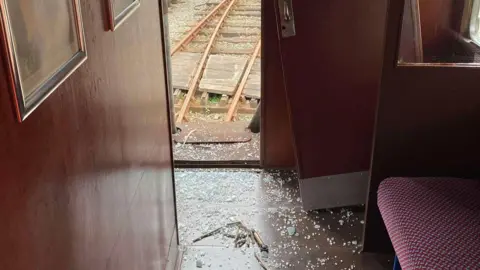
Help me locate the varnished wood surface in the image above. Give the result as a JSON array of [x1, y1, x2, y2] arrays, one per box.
[[277, 0, 387, 179], [0, 0, 177, 269], [364, 0, 480, 253], [261, 0, 296, 169], [418, 0, 453, 49], [176, 169, 392, 269], [398, 0, 423, 62], [417, 0, 459, 62]]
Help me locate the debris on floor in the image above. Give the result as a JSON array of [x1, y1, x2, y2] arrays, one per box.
[[175, 169, 392, 269], [287, 227, 296, 236], [192, 221, 271, 269]]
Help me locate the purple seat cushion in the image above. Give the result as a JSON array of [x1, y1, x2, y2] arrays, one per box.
[[378, 177, 480, 269]]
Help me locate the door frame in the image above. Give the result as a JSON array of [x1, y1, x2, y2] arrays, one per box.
[[260, 0, 297, 169], [158, 0, 181, 264]]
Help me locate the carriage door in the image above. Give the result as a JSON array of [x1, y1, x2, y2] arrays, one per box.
[[275, 0, 387, 209]]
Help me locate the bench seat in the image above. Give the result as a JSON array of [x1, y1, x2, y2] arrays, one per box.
[[378, 177, 480, 269]]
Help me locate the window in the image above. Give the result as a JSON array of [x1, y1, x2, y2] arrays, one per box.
[[470, 0, 480, 46], [398, 0, 480, 65]]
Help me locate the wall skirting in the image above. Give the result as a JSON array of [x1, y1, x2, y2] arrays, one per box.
[[299, 171, 369, 210]]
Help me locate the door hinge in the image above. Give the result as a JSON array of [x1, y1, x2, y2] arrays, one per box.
[[278, 0, 296, 38]]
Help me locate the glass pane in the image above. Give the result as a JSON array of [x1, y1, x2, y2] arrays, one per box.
[[114, 0, 135, 17], [7, 0, 80, 97], [398, 0, 480, 65]]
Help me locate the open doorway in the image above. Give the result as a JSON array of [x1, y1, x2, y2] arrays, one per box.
[[159, 0, 395, 268], [163, 0, 262, 165]]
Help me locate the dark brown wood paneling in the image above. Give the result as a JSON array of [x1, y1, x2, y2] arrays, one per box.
[[261, 0, 296, 169], [277, 0, 387, 179], [0, 0, 177, 269], [419, 0, 453, 48], [450, 0, 468, 33], [400, 0, 475, 64], [364, 0, 480, 253], [418, 0, 460, 62], [398, 0, 423, 62]]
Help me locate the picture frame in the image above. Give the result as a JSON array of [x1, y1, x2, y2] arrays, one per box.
[[0, 0, 87, 122], [106, 0, 140, 31]]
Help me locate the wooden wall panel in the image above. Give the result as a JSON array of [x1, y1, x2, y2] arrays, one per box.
[[364, 0, 480, 253], [417, 0, 465, 62], [261, 0, 296, 169], [400, 0, 475, 64], [0, 0, 177, 269], [277, 0, 387, 179], [418, 0, 453, 48], [398, 0, 423, 62]]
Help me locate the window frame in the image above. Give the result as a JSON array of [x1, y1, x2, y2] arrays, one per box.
[[469, 0, 480, 46]]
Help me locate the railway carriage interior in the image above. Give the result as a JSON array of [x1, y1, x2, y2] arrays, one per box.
[[167, 0, 480, 268], [0, 0, 479, 269], [399, 0, 480, 64]]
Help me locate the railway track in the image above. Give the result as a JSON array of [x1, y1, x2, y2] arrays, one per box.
[[168, 0, 261, 123]]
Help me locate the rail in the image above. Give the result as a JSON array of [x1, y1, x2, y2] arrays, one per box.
[[225, 40, 261, 122], [170, 0, 230, 56], [175, 0, 238, 123]]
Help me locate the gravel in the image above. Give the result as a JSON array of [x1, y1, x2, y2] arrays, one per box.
[[187, 112, 253, 123], [215, 41, 256, 50], [166, 0, 210, 45], [167, 0, 261, 50]]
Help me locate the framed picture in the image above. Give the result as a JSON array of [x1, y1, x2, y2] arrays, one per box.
[[106, 0, 140, 31], [0, 0, 87, 122]]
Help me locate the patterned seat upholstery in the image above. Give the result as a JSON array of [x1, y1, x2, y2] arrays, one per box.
[[378, 177, 480, 269]]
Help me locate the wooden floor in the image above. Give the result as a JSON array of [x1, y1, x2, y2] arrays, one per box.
[[176, 169, 394, 269]]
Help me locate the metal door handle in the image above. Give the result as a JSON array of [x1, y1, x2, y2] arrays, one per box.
[[278, 0, 296, 38], [284, 0, 292, 21]]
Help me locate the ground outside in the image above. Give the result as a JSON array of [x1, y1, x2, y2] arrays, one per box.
[[173, 121, 260, 164]]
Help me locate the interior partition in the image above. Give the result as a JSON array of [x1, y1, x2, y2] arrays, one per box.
[[0, 1, 177, 269], [364, 0, 480, 253]]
